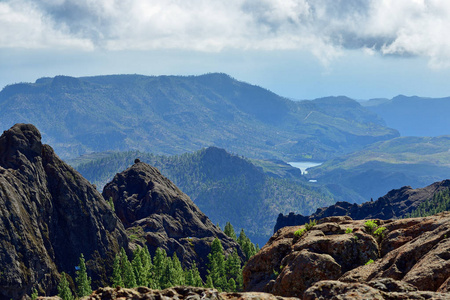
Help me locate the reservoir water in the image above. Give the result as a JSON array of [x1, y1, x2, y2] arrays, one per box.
[[288, 161, 322, 175]]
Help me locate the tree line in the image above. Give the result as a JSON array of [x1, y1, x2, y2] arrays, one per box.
[[51, 223, 258, 299]]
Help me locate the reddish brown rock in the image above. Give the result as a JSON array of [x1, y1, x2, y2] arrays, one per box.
[[244, 219, 378, 298], [341, 213, 450, 291], [245, 213, 450, 298]]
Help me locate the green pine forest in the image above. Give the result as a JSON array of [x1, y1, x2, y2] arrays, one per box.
[[53, 223, 258, 300], [405, 188, 450, 218]]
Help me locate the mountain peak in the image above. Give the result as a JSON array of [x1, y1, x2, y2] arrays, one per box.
[[103, 160, 244, 275], [0, 123, 43, 169]]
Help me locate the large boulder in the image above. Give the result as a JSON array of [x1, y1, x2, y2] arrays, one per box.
[[102, 162, 244, 275], [0, 124, 129, 299]]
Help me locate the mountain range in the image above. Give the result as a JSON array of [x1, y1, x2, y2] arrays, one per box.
[[0, 73, 398, 160]]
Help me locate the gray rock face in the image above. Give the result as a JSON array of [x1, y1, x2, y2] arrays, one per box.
[[0, 124, 129, 299], [102, 162, 244, 275]]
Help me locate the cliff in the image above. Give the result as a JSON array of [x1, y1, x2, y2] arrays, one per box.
[[0, 124, 129, 299]]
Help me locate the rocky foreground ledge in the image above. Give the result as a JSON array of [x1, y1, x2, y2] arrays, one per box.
[[244, 213, 450, 299], [37, 286, 298, 300]]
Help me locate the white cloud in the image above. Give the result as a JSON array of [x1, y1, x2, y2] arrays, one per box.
[[1, 0, 450, 67]]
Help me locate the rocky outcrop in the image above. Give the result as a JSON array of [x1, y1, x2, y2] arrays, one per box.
[[274, 179, 450, 232], [244, 213, 450, 298], [0, 124, 129, 299], [102, 162, 244, 275], [65, 286, 299, 300]]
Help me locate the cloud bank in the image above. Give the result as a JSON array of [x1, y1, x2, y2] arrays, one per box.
[[2, 0, 450, 67]]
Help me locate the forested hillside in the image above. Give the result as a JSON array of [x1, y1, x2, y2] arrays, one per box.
[[0, 73, 398, 160], [69, 147, 334, 245]]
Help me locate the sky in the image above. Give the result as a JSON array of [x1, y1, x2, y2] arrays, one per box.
[[2, 0, 450, 100]]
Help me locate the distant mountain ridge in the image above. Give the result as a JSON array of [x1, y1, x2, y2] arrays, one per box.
[[363, 95, 450, 136], [0, 73, 398, 160]]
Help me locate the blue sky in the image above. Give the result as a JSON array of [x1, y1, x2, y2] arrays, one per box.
[[1, 0, 450, 100]]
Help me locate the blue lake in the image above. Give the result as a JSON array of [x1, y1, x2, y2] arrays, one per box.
[[288, 161, 323, 175]]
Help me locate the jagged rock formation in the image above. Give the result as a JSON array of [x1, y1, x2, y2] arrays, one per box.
[[62, 286, 299, 300], [244, 213, 450, 298], [102, 162, 244, 275], [274, 179, 450, 232], [0, 124, 129, 299]]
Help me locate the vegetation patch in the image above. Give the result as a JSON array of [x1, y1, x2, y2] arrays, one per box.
[[294, 219, 317, 238]]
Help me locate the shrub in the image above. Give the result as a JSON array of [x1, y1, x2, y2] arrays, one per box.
[[305, 219, 317, 231], [365, 259, 374, 265], [364, 220, 378, 234], [294, 228, 307, 237], [345, 228, 353, 234], [373, 226, 386, 237]]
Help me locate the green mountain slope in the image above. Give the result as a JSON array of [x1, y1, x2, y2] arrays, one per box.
[[307, 136, 450, 203], [68, 147, 334, 245], [0, 73, 398, 160]]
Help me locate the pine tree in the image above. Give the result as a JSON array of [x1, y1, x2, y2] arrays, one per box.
[[224, 222, 237, 240], [171, 253, 185, 286], [132, 248, 145, 286], [205, 275, 214, 288], [207, 238, 226, 291], [141, 246, 153, 287], [152, 248, 167, 289], [122, 256, 137, 288], [185, 268, 194, 286], [190, 261, 204, 287], [227, 278, 236, 292], [58, 272, 74, 300], [225, 250, 241, 281], [75, 253, 92, 297], [237, 229, 257, 260], [111, 253, 124, 287]]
